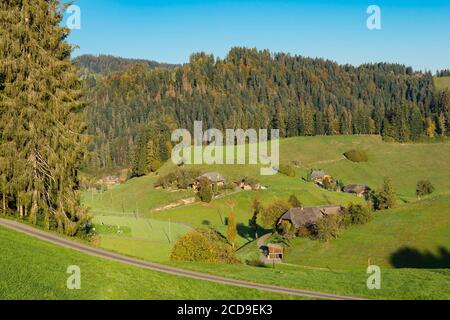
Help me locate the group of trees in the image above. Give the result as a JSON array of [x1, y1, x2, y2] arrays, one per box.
[[0, 0, 89, 235], [371, 177, 397, 211], [130, 115, 177, 177], [416, 180, 435, 199], [170, 228, 239, 263], [436, 69, 450, 77], [79, 49, 450, 173], [154, 168, 201, 190]]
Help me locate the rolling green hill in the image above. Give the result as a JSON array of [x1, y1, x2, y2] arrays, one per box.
[[284, 193, 450, 269], [82, 135, 450, 263], [8, 135, 450, 300]]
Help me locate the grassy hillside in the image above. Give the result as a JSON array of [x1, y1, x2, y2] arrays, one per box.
[[284, 193, 450, 269], [82, 135, 450, 259], [0, 226, 298, 300], [434, 76, 450, 91], [16, 135, 448, 300], [279, 135, 450, 200], [82, 175, 194, 215]]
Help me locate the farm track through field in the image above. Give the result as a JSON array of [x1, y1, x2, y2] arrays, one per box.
[[0, 218, 366, 301]]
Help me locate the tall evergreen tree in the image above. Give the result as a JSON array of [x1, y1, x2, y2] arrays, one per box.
[[0, 0, 88, 235]]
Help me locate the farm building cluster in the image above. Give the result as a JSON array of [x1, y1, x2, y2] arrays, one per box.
[[309, 170, 371, 198], [191, 172, 267, 192]]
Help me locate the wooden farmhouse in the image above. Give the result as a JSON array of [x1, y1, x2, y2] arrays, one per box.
[[310, 170, 332, 185], [278, 205, 343, 232], [192, 172, 225, 190], [343, 184, 371, 197]]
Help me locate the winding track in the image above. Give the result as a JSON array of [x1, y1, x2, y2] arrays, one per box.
[[0, 218, 365, 300]]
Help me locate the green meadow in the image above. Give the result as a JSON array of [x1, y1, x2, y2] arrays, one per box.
[[75, 135, 450, 299], [284, 193, 450, 269]]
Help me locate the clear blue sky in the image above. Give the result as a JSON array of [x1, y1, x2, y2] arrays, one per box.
[[66, 0, 450, 71]]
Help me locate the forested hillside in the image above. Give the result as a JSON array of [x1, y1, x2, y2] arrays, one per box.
[[81, 48, 450, 172], [74, 54, 178, 76]]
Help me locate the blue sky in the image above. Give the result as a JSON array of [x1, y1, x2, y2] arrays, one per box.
[[66, 0, 450, 71]]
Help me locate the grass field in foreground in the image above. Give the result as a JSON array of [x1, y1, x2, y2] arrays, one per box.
[[284, 193, 450, 270], [0, 226, 301, 300], [171, 260, 450, 300]]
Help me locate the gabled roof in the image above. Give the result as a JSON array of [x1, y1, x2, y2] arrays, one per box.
[[311, 170, 328, 179], [343, 184, 370, 194], [279, 205, 342, 229]]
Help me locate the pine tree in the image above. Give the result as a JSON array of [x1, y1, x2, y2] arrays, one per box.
[[299, 103, 314, 136], [372, 177, 397, 210], [0, 0, 88, 235], [227, 212, 237, 248]]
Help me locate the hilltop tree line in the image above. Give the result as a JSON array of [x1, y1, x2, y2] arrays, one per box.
[[436, 69, 450, 77], [0, 0, 89, 235], [74, 54, 178, 76], [80, 48, 450, 172]]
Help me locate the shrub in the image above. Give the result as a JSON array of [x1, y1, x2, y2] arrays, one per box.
[[314, 214, 342, 242], [416, 180, 435, 198], [278, 164, 296, 177], [278, 220, 295, 240], [345, 203, 373, 225], [221, 182, 236, 191], [343, 149, 369, 163], [197, 177, 213, 203], [154, 168, 201, 189], [149, 159, 162, 172], [259, 200, 291, 229], [170, 230, 218, 263], [372, 177, 396, 210], [171, 229, 239, 264]]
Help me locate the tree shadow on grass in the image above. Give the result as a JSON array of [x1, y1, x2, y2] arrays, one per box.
[[237, 223, 272, 241], [390, 246, 450, 269]]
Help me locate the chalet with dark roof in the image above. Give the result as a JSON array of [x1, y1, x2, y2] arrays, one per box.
[[343, 184, 371, 197], [278, 205, 343, 230]]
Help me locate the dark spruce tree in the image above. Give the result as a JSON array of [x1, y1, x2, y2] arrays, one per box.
[[0, 0, 89, 235]]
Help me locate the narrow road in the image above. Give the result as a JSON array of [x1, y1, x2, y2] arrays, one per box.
[[256, 232, 273, 264], [0, 218, 365, 300]]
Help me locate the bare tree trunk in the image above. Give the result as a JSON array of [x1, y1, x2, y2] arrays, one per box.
[[2, 193, 5, 214], [30, 190, 38, 225], [44, 209, 50, 230]]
